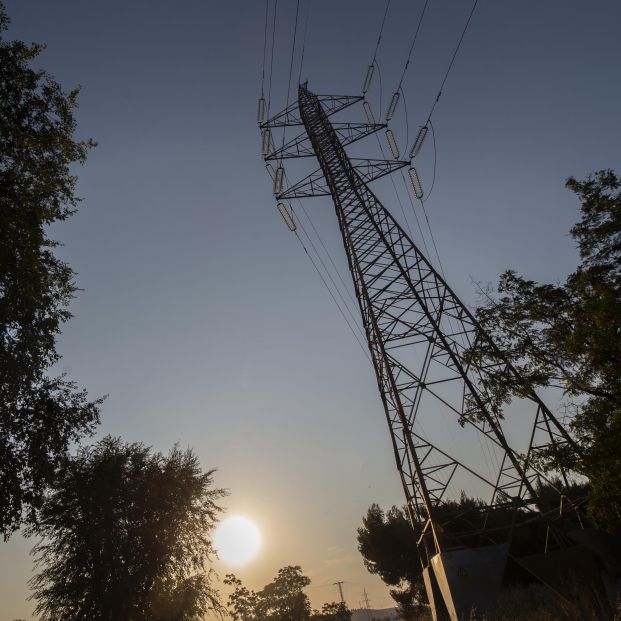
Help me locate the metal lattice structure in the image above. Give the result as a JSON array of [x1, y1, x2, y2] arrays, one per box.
[[259, 84, 581, 617]]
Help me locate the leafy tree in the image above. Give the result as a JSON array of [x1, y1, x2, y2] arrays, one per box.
[[225, 566, 312, 621], [0, 1, 101, 537], [357, 505, 425, 621], [311, 602, 352, 621], [28, 436, 226, 621], [465, 170, 621, 529]]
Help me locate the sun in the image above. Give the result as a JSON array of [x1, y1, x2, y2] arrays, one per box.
[[214, 515, 261, 565]]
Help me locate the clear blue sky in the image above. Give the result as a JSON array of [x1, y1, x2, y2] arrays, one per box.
[[2, 1, 620, 618]]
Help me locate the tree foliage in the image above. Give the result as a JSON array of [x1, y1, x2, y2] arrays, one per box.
[[0, 1, 101, 537], [356, 505, 425, 621], [466, 170, 621, 529], [28, 436, 226, 621], [225, 566, 311, 621], [312, 602, 352, 621], [225, 566, 350, 621]]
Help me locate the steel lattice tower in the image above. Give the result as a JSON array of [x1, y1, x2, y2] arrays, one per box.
[[260, 84, 580, 619]]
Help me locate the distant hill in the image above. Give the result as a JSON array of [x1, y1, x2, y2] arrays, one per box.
[[351, 607, 399, 621]]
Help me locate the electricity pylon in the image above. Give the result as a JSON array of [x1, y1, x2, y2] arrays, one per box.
[[260, 84, 579, 620]]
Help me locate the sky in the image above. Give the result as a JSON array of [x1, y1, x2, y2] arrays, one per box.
[[1, 0, 621, 619]]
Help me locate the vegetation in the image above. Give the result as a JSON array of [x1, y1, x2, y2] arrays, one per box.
[[466, 170, 621, 529], [356, 505, 424, 621], [28, 437, 225, 621], [225, 566, 352, 621], [0, 1, 101, 538]]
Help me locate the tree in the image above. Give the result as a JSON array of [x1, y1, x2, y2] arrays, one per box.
[[0, 1, 101, 538], [311, 602, 352, 621], [465, 170, 621, 529], [356, 505, 425, 621], [28, 436, 226, 621], [225, 566, 315, 621]]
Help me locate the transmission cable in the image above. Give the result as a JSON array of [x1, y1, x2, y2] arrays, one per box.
[[394, 0, 431, 92], [369, 0, 391, 69], [266, 0, 278, 116], [296, 200, 359, 309], [421, 119, 437, 203], [282, 0, 300, 135], [280, 180, 367, 346], [297, 0, 311, 85], [277, 0, 301, 166], [424, 0, 479, 123], [291, 226, 372, 363], [260, 0, 270, 97], [293, 202, 367, 342]]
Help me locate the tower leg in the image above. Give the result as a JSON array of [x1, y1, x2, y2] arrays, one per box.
[[431, 544, 509, 620], [423, 565, 450, 621]]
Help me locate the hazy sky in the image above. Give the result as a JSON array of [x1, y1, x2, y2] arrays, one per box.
[[2, 1, 621, 619]]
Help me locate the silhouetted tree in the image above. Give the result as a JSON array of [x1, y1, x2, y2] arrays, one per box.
[[225, 566, 312, 621], [356, 505, 425, 621], [465, 170, 621, 530], [0, 1, 101, 538], [28, 436, 226, 621], [311, 602, 352, 621]]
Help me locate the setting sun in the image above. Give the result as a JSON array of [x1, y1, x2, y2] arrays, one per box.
[[214, 515, 261, 566]]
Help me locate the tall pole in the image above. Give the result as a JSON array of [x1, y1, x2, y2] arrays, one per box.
[[334, 581, 345, 604]]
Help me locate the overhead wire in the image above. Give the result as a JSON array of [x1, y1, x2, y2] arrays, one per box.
[[260, 0, 270, 97], [297, 0, 311, 85], [373, 63, 434, 261], [295, 200, 359, 310], [291, 225, 372, 363], [421, 119, 437, 203], [280, 0, 301, 153], [369, 0, 391, 69], [264, 0, 371, 361], [394, 0, 431, 92], [266, 0, 278, 116], [424, 0, 479, 124], [293, 201, 367, 343]]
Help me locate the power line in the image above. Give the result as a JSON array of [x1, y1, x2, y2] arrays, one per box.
[[260, 0, 270, 96], [297, 0, 311, 85], [266, 0, 278, 115], [295, 200, 359, 310], [292, 228, 371, 363], [369, 0, 391, 67], [421, 119, 437, 203], [284, 0, 301, 115], [293, 204, 368, 344], [280, 0, 301, 159], [395, 0, 431, 91], [425, 0, 479, 123]]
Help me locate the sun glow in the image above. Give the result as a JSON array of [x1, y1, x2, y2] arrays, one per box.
[[214, 515, 261, 566]]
